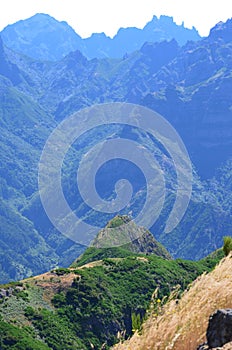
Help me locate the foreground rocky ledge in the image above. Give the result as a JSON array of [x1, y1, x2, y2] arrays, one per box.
[[197, 309, 232, 349]]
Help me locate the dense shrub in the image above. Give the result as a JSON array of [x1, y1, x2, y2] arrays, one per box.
[[223, 236, 232, 256]]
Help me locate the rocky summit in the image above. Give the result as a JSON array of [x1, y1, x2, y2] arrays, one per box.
[[91, 215, 172, 259]]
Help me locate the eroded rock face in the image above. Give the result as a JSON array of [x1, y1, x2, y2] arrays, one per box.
[[207, 309, 232, 348]]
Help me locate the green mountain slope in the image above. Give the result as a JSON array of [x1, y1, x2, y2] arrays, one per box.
[[0, 241, 223, 350], [0, 57, 85, 283]]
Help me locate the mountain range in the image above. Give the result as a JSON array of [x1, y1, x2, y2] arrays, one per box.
[[1, 13, 201, 60], [0, 14, 232, 283]]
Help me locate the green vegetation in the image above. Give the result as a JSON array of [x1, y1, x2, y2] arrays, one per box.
[[1, 22, 232, 283], [0, 21, 232, 349], [223, 236, 232, 256], [107, 216, 125, 228], [0, 282, 23, 289], [51, 268, 71, 276], [73, 219, 172, 268], [0, 320, 50, 349], [72, 246, 136, 267], [0, 247, 223, 350], [131, 312, 142, 333], [29, 309, 87, 350], [48, 254, 223, 348]]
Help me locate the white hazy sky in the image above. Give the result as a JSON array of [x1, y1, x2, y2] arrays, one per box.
[[0, 0, 231, 37]]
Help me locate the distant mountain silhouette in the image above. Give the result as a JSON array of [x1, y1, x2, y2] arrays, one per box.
[[1, 14, 83, 61], [1, 13, 201, 60]]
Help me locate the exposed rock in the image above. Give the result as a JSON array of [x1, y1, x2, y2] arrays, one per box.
[[197, 344, 208, 350], [0, 289, 7, 298], [197, 309, 232, 349], [0, 287, 14, 298], [197, 342, 232, 350], [207, 309, 232, 348], [91, 215, 172, 259]]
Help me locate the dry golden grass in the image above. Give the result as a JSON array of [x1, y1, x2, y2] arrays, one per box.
[[23, 270, 78, 303], [113, 254, 232, 350]]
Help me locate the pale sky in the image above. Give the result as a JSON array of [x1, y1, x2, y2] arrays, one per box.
[[0, 0, 231, 37]]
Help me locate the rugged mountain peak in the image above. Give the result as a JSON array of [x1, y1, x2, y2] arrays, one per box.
[[1, 13, 83, 61], [106, 215, 131, 228], [91, 215, 172, 259], [140, 38, 179, 55], [143, 15, 201, 45], [209, 18, 232, 42], [1, 13, 201, 60], [63, 48, 88, 66]]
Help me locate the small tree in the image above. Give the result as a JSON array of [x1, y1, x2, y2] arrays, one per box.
[[223, 236, 232, 256]]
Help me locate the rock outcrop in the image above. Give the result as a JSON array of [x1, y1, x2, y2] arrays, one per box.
[[91, 215, 172, 259], [197, 309, 232, 349], [207, 309, 232, 348]]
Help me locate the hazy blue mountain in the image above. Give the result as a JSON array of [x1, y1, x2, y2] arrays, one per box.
[[142, 22, 232, 178], [1, 13, 84, 61], [0, 18, 232, 282], [1, 13, 201, 60], [0, 37, 85, 283], [82, 15, 200, 58]]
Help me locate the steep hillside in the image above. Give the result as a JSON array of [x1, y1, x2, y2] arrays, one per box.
[[1, 14, 201, 60], [113, 252, 231, 350], [0, 38, 85, 283], [0, 243, 223, 350], [142, 20, 232, 178]]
